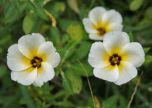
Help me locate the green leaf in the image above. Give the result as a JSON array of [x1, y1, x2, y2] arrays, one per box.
[[128, 32, 135, 42], [45, 1, 66, 18], [61, 71, 73, 94], [0, 34, 11, 46], [52, 100, 74, 107], [75, 41, 91, 59], [4, 5, 18, 23], [60, 41, 78, 64], [49, 27, 60, 46], [0, 64, 7, 78], [69, 63, 93, 77], [67, 0, 79, 13], [102, 95, 118, 108], [61, 71, 82, 94], [66, 71, 82, 94], [66, 21, 85, 41], [60, 19, 86, 41], [130, 0, 143, 11], [1, 94, 20, 108], [145, 7, 152, 20], [20, 86, 36, 108], [27, 0, 48, 21], [4, 0, 26, 24], [145, 55, 152, 65], [144, 47, 150, 54], [23, 13, 35, 34]]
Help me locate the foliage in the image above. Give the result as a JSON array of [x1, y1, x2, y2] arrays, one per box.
[[0, 0, 152, 108]]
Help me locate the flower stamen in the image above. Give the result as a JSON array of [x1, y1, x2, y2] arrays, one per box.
[[109, 54, 121, 66], [97, 27, 106, 36], [31, 56, 43, 68]]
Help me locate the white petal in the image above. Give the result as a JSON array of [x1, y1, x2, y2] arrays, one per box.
[[7, 44, 31, 71], [11, 68, 37, 85], [46, 53, 60, 68], [33, 63, 55, 87], [102, 10, 122, 24], [93, 65, 119, 82], [83, 18, 97, 33], [38, 42, 56, 54], [18, 33, 45, 58], [122, 42, 145, 67], [89, 7, 106, 24], [89, 33, 104, 40], [103, 32, 130, 52], [88, 42, 109, 68], [114, 62, 137, 85], [109, 23, 123, 31], [38, 42, 60, 67]]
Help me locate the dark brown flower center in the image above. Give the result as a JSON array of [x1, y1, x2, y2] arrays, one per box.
[[31, 56, 43, 68], [109, 54, 121, 66], [97, 27, 106, 36]]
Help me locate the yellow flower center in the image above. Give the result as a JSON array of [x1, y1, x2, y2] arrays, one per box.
[[109, 54, 121, 66], [31, 56, 43, 68], [93, 21, 110, 37]]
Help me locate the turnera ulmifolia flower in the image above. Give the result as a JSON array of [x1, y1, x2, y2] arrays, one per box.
[[83, 7, 123, 40], [88, 32, 145, 85], [7, 33, 60, 87]]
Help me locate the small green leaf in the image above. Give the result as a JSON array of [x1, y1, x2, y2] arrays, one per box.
[[0, 34, 11, 46], [4, 3, 19, 23], [45, 2, 66, 18], [0, 64, 7, 78], [27, 1, 48, 21], [66, 21, 85, 41], [145, 55, 152, 65], [60, 41, 78, 63], [102, 95, 118, 108], [144, 48, 150, 54], [66, 71, 82, 94], [130, 0, 143, 11], [67, 0, 79, 13], [20, 86, 36, 108], [75, 41, 91, 59], [60, 19, 86, 41], [145, 7, 152, 20], [61, 71, 73, 94], [49, 27, 60, 46], [23, 13, 35, 34], [69, 63, 93, 77], [61, 71, 82, 94]]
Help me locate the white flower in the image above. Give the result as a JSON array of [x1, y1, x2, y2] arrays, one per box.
[[7, 33, 60, 87], [83, 7, 123, 40], [88, 32, 145, 85]]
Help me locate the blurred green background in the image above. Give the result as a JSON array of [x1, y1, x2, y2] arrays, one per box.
[[0, 0, 152, 108]]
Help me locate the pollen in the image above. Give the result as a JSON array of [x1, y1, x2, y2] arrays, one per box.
[[109, 54, 121, 66], [31, 56, 43, 68]]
